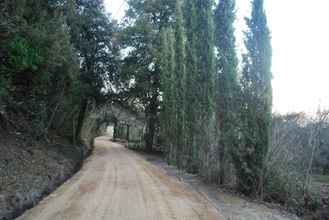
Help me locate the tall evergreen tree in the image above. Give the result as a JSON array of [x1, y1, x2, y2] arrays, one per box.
[[173, 0, 186, 168], [184, 0, 199, 172], [195, 0, 216, 176], [159, 28, 176, 164], [214, 0, 238, 185], [237, 0, 272, 196]]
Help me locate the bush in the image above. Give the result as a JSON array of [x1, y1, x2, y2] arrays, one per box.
[[264, 113, 328, 216]]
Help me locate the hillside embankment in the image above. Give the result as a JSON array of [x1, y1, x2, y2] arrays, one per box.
[[0, 130, 91, 220]]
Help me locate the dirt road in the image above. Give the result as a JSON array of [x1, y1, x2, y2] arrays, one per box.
[[17, 137, 223, 220]]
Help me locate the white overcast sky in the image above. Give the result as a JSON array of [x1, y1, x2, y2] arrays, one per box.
[[104, 0, 329, 115]]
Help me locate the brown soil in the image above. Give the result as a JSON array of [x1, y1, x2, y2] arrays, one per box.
[[17, 136, 223, 220], [138, 153, 301, 220]]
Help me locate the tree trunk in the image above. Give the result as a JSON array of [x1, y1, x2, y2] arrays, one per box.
[[304, 126, 316, 198], [145, 116, 155, 152], [113, 119, 119, 141], [126, 124, 130, 141], [75, 99, 88, 143], [0, 113, 7, 131], [218, 141, 225, 185], [46, 87, 65, 133], [144, 92, 159, 153]]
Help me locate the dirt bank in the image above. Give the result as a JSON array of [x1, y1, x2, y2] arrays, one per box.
[[0, 132, 88, 220]]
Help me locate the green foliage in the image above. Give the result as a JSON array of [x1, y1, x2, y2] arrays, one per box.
[[194, 0, 216, 177], [0, 0, 119, 142], [8, 37, 43, 72], [183, 0, 200, 172], [159, 28, 176, 162], [195, 0, 215, 117], [68, 0, 119, 104], [0, 0, 286, 208], [159, 0, 216, 176], [173, 0, 186, 168], [214, 0, 239, 185], [0, 76, 10, 99], [236, 0, 273, 196], [122, 0, 176, 152]]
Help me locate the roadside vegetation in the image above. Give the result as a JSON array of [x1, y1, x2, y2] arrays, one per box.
[[1, 0, 328, 219]]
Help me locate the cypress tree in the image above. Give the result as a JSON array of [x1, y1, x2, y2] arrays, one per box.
[[184, 0, 199, 172], [159, 29, 170, 142], [195, 0, 215, 177], [173, 0, 186, 169], [159, 28, 176, 164], [237, 0, 272, 196], [214, 0, 238, 185]]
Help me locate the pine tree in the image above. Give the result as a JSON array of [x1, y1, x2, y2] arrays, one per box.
[[237, 0, 272, 196], [214, 0, 238, 185]]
